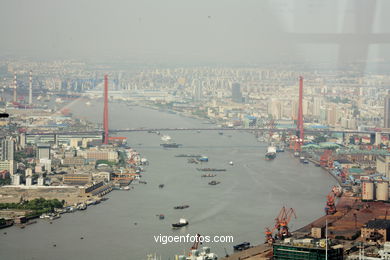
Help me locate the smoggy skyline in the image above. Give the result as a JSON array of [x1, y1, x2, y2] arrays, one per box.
[[1, 0, 390, 66]]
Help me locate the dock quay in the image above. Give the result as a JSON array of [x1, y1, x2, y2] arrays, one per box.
[[220, 244, 271, 260]]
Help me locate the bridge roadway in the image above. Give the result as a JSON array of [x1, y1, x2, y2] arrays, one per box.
[[25, 127, 388, 136]]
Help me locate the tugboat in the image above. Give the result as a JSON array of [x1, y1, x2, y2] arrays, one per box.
[[172, 218, 188, 228], [208, 180, 220, 185], [174, 205, 190, 210]]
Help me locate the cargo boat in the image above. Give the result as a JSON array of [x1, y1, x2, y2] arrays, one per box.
[[265, 146, 277, 160], [197, 168, 226, 172], [172, 218, 188, 228], [175, 154, 201, 158], [160, 143, 182, 148], [174, 205, 189, 209]]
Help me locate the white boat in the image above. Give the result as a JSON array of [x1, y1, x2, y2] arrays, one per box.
[[85, 101, 91, 106], [229, 161, 234, 166], [161, 135, 172, 142], [176, 246, 218, 260]]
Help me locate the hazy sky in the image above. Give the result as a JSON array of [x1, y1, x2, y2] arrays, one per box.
[[1, 0, 390, 65]]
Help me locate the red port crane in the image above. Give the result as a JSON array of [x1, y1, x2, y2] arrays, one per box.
[[320, 150, 333, 168], [325, 191, 337, 215], [278, 207, 297, 239], [189, 234, 202, 255], [264, 227, 276, 245], [266, 206, 297, 243]]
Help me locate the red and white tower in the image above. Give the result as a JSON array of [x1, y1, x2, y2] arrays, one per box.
[[103, 75, 109, 144], [295, 76, 304, 151]]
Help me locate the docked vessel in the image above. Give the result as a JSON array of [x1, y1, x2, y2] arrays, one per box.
[[172, 218, 188, 228], [175, 246, 218, 260], [174, 205, 189, 210], [265, 146, 277, 160], [160, 143, 182, 148]]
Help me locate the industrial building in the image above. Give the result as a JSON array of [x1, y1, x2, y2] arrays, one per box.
[[273, 240, 343, 260], [63, 174, 91, 185], [361, 180, 389, 202], [37, 143, 51, 160], [361, 219, 390, 244]]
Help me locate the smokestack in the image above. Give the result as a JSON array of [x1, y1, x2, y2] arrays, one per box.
[[13, 73, 17, 103], [29, 70, 32, 105]]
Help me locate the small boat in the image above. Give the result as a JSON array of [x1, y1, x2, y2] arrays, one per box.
[[172, 218, 188, 228], [198, 156, 208, 162], [229, 161, 234, 166], [233, 242, 251, 251], [76, 203, 87, 210], [303, 159, 309, 164], [158, 214, 165, 220], [85, 101, 91, 106], [49, 214, 61, 220], [174, 205, 189, 210], [158, 184, 164, 189], [201, 174, 216, 177], [139, 180, 147, 184], [208, 180, 220, 185]]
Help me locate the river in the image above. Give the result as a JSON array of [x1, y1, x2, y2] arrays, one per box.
[[0, 100, 337, 260]]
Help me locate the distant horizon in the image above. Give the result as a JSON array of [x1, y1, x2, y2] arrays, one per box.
[[1, 0, 390, 70]]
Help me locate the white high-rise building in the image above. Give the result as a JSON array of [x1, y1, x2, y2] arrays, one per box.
[[13, 174, 21, 185], [26, 176, 32, 186]]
